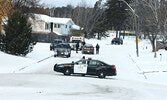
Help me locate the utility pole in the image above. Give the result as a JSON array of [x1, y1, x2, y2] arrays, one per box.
[[119, 0, 139, 57]]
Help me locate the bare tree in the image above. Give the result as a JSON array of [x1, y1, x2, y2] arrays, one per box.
[[12, 0, 41, 18], [72, 0, 104, 38], [135, 0, 166, 54]]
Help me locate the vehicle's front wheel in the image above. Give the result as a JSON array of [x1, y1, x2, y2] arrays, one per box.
[[98, 71, 106, 78], [54, 55, 57, 57], [50, 47, 52, 51], [81, 74, 85, 76], [165, 47, 167, 50], [64, 69, 71, 75]]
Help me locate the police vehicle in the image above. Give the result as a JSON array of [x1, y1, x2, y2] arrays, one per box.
[[54, 58, 116, 78]]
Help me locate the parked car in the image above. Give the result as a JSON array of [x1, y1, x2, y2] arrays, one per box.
[[54, 43, 71, 58], [111, 38, 123, 45], [50, 39, 64, 50], [54, 58, 116, 78], [82, 44, 94, 54]]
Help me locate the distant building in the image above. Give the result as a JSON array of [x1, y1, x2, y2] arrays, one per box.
[[29, 14, 80, 36]]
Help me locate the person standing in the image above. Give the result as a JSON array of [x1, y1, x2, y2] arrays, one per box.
[[76, 42, 79, 53], [96, 43, 100, 54]]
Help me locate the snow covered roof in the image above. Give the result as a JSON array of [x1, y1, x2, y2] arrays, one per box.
[[72, 24, 81, 30], [34, 14, 74, 25]]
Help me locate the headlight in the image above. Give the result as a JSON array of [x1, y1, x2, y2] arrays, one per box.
[[58, 65, 64, 67]]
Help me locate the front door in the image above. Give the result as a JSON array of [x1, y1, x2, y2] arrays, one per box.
[[74, 60, 87, 74]]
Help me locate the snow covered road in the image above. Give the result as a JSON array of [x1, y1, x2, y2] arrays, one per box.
[[0, 37, 167, 100], [0, 73, 166, 100]]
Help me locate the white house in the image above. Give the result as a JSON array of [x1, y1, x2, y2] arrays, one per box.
[[30, 14, 79, 35]]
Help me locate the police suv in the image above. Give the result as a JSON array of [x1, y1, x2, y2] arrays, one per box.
[[54, 58, 116, 78]]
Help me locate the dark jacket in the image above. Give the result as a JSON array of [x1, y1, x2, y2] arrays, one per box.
[[76, 42, 79, 49], [96, 44, 100, 50]]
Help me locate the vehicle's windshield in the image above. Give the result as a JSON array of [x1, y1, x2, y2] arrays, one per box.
[[53, 40, 63, 44], [72, 40, 81, 43]]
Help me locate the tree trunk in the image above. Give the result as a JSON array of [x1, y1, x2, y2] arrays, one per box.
[[123, 29, 125, 39], [116, 29, 118, 38], [151, 38, 156, 52]]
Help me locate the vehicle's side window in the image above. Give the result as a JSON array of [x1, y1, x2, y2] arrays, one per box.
[[89, 60, 98, 66], [88, 60, 101, 66], [77, 60, 86, 65]]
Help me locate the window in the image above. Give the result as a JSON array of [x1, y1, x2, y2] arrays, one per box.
[[72, 40, 81, 43], [66, 25, 68, 28], [69, 25, 71, 28], [54, 24, 57, 28], [45, 23, 50, 30], [76, 60, 87, 65], [88, 60, 100, 66], [58, 24, 61, 28]]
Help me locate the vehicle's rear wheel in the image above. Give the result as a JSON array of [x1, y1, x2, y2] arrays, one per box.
[[165, 47, 167, 50], [98, 71, 106, 78], [64, 69, 71, 75], [54, 55, 57, 57]]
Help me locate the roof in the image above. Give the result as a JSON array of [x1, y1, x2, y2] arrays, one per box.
[[72, 25, 81, 30], [34, 14, 74, 25]]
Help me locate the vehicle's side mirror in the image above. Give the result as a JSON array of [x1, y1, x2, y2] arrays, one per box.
[[75, 62, 78, 65], [72, 61, 74, 64]]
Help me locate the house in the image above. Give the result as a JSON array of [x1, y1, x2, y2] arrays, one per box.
[[30, 14, 79, 36]]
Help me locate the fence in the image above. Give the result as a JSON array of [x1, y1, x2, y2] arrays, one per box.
[[32, 33, 70, 43]]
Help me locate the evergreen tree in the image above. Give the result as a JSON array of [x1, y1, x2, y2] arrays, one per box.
[[105, 0, 130, 38], [0, 11, 36, 56]]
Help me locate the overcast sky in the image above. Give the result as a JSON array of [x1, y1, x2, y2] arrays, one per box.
[[40, 0, 99, 7]]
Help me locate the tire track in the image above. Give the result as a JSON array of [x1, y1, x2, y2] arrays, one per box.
[[13, 55, 53, 73], [129, 55, 148, 80]]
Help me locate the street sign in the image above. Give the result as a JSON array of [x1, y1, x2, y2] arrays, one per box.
[[135, 38, 140, 43]]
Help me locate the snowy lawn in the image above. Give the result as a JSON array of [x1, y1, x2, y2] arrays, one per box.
[[0, 36, 167, 100]]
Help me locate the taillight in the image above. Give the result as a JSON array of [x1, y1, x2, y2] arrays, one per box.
[[92, 48, 94, 50], [111, 66, 115, 69], [83, 47, 86, 50]]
